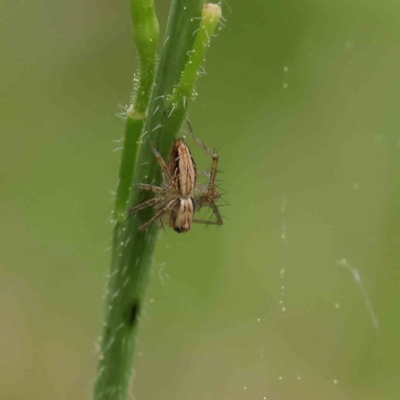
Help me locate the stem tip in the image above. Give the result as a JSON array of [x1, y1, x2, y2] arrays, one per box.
[[202, 3, 222, 21]]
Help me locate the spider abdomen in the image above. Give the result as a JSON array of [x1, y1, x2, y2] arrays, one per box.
[[169, 197, 195, 233]]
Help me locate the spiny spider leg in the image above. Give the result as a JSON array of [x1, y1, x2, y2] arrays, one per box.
[[193, 219, 221, 225], [151, 145, 178, 190], [193, 200, 223, 226], [209, 200, 223, 225], [139, 198, 178, 231], [129, 197, 164, 215], [137, 183, 166, 194], [186, 119, 219, 194]]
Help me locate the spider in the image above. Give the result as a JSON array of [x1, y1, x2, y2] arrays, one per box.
[[129, 122, 223, 233]]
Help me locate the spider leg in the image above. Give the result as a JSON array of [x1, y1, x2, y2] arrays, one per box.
[[158, 216, 167, 232], [137, 183, 166, 194], [139, 198, 178, 231], [128, 197, 163, 215], [186, 120, 215, 156], [151, 145, 177, 190], [193, 219, 221, 225], [193, 199, 223, 226], [209, 200, 223, 225], [186, 120, 219, 194], [207, 153, 219, 195]]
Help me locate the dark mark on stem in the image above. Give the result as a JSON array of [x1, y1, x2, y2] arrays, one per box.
[[129, 301, 140, 326]]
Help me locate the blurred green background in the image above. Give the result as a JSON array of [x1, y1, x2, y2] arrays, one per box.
[[1, 0, 400, 399]]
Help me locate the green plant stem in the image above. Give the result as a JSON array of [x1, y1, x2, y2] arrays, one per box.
[[166, 3, 222, 132], [129, 0, 159, 115], [114, 0, 159, 222], [93, 2, 221, 400]]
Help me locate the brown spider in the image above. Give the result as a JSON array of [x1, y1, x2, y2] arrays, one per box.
[[129, 122, 223, 233]]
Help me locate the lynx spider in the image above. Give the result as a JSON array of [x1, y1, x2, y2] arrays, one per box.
[[129, 121, 223, 233]]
